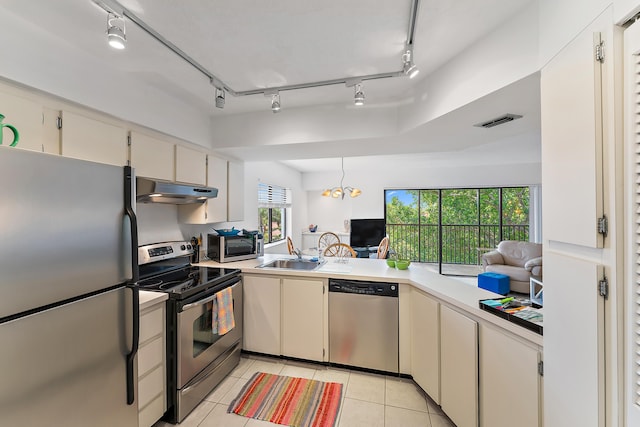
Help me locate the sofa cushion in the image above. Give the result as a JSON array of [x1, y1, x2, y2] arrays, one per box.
[[497, 241, 542, 268], [485, 264, 532, 282]]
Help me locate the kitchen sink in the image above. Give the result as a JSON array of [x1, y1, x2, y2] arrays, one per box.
[[257, 259, 325, 271]]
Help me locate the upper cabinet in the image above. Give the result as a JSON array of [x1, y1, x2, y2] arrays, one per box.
[[175, 145, 206, 186], [0, 89, 59, 154], [179, 156, 244, 224], [541, 13, 614, 248], [61, 111, 127, 166], [129, 131, 174, 182]]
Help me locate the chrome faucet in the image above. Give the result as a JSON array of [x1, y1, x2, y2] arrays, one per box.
[[293, 248, 302, 259]]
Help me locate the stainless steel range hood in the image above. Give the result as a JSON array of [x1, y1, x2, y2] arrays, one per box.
[[136, 177, 218, 204]]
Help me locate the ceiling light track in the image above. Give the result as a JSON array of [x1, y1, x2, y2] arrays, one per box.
[[93, 0, 420, 101]]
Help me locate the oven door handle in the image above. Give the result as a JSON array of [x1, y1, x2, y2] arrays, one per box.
[[182, 293, 218, 311], [181, 277, 240, 311]]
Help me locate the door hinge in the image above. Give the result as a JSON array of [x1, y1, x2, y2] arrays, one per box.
[[127, 135, 131, 146], [597, 216, 608, 237], [323, 348, 325, 358], [56, 116, 62, 129], [598, 276, 609, 299], [595, 40, 605, 63], [538, 361, 544, 377]]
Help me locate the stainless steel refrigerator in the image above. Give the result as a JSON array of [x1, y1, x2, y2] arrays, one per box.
[[0, 146, 139, 426]]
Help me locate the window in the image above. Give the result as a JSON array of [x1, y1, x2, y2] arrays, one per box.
[[385, 186, 532, 275], [258, 183, 291, 244]]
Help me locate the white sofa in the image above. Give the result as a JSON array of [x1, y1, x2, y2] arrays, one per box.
[[481, 241, 542, 294]]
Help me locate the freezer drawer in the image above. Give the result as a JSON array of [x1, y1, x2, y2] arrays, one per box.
[[0, 287, 137, 427]]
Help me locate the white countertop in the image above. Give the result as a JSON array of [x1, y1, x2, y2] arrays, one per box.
[[195, 254, 543, 346], [139, 290, 168, 311]]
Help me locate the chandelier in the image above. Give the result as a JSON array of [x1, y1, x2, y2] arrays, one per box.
[[321, 158, 362, 199]]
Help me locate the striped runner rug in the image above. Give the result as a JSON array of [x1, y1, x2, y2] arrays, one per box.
[[227, 372, 343, 427]]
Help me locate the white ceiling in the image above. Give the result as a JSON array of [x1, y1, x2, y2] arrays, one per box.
[[3, 0, 539, 173]]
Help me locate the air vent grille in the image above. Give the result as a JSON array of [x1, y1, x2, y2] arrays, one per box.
[[474, 114, 523, 128]]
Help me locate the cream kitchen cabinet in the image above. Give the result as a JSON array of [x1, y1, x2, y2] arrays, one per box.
[[410, 289, 440, 404], [0, 89, 59, 154], [129, 131, 174, 181], [138, 299, 166, 427], [175, 145, 207, 186], [440, 304, 478, 427], [479, 324, 542, 427], [242, 274, 281, 355], [60, 111, 128, 166], [179, 154, 229, 224], [281, 277, 327, 362]]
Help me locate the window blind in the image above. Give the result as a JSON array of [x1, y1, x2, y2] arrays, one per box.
[[258, 183, 291, 208], [633, 47, 640, 408]]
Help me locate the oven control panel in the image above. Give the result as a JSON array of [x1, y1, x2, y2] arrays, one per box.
[[139, 241, 194, 265]]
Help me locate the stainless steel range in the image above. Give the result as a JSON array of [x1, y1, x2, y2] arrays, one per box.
[[138, 241, 243, 424]]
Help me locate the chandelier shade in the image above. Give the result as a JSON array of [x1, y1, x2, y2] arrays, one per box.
[[322, 158, 361, 199]]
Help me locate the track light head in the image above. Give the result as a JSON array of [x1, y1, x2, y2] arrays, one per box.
[[215, 88, 225, 109], [354, 83, 364, 106], [271, 93, 281, 113], [107, 13, 126, 50]]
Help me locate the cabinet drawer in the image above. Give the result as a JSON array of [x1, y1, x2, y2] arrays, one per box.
[[140, 306, 164, 344], [139, 393, 165, 427], [138, 336, 164, 377], [139, 364, 165, 409]]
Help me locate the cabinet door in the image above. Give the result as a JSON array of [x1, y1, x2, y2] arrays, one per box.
[[544, 252, 604, 427], [61, 111, 127, 166], [206, 155, 228, 223], [227, 160, 244, 221], [0, 90, 50, 153], [440, 305, 478, 427], [175, 145, 206, 186], [130, 131, 174, 181], [541, 14, 610, 248], [411, 290, 440, 403], [281, 278, 325, 362], [243, 275, 281, 355], [479, 325, 540, 427]]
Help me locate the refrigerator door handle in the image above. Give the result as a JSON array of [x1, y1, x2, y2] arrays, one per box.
[[124, 165, 139, 405]]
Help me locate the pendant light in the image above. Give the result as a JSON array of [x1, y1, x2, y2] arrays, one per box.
[[322, 158, 362, 199]]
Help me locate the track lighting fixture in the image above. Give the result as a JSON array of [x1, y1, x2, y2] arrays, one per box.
[[215, 88, 225, 109], [402, 48, 419, 79], [354, 83, 365, 106], [271, 93, 281, 113], [106, 12, 126, 50]]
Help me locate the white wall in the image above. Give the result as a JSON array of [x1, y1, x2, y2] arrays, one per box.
[[304, 161, 542, 232]]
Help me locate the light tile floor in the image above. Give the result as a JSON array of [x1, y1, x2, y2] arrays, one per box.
[[153, 354, 456, 427]]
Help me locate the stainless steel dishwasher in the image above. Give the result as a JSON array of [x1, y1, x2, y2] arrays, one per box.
[[329, 279, 399, 373]]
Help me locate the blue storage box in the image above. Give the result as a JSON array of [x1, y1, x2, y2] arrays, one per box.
[[478, 272, 510, 295]]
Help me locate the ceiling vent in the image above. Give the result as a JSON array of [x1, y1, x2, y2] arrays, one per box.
[[474, 114, 523, 128]]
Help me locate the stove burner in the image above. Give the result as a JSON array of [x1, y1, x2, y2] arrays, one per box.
[[158, 279, 195, 291], [140, 278, 163, 288]]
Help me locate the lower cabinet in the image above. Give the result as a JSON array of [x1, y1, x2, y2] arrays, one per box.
[[479, 324, 542, 427], [243, 275, 281, 355], [440, 305, 478, 427], [138, 301, 166, 427], [410, 289, 440, 403], [242, 274, 327, 361], [281, 278, 326, 362]]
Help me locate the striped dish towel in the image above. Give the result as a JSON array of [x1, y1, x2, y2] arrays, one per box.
[[213, 286, 235, 335]]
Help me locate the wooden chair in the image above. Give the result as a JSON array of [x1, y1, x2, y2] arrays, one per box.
[[377, 236, 389, 259], [324, 243, 357, 258], [318, 232, 340, 250], [286, 236, 295, 255]]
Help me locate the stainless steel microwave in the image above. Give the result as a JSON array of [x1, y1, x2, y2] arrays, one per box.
[[207, 233, 263, 262]]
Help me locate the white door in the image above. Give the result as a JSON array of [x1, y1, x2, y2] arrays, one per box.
[[60, 111, 128, 166], [541, 14, 608, 248], [544, 252, 604, 427], [624, 18, 640, 426], [281, 278, 325, 362]]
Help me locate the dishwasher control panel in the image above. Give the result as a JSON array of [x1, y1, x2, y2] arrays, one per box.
[[329, 279, 398, 297]]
